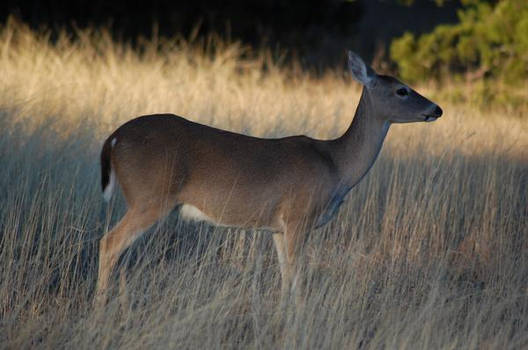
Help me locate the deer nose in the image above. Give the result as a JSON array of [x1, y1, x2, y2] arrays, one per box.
[[434, 105, 443, 118]]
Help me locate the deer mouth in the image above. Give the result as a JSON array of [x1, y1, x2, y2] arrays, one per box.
[[423, 115, 438, 122], [423, 105, 443, 122]]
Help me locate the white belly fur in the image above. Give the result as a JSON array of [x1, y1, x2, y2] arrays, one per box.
[[178, 204, 276, 231], [179, 204, 216, 224]]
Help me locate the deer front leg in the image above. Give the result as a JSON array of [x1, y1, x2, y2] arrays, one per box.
[[272, 233, 291, 298], [272, 224, 303, 304]]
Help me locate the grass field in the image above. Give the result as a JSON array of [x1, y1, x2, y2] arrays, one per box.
[[0, 20, 527, 349]]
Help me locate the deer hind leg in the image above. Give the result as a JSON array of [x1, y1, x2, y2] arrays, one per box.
[[96, 203, 173, 301]]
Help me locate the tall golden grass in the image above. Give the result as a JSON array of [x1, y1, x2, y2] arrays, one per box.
[[0, 19, 527, 349]]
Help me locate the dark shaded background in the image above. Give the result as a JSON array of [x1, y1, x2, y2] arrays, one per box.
[[1, 0, 461, 69]]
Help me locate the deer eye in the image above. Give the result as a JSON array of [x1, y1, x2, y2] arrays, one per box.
[[396, 88, 408, 97]]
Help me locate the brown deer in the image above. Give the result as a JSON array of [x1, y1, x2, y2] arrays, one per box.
[[96, 51, 442, 301]]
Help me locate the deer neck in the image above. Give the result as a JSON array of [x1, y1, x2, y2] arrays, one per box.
[[331, 88, 390, 192]]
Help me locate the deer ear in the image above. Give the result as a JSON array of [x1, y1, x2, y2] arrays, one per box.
[[347, 51, 375, 87]]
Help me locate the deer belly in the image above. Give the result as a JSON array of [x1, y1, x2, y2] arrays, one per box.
[[179, 204, 217, 224], [178, 203, 275, 230]]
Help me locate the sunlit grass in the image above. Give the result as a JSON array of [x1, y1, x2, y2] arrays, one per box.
[[0, 18, 527, 349]]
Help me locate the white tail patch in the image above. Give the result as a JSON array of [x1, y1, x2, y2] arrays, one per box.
[[103, 169, 115, 202], [103, 137, 117, 202]]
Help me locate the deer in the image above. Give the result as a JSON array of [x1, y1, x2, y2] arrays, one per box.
[[96, 51, 442, 302]]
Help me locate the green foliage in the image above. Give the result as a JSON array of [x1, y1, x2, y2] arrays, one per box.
[[391, 0, 528, 86]]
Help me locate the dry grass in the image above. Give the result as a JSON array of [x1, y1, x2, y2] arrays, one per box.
[[0, 19, 527, 349]]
